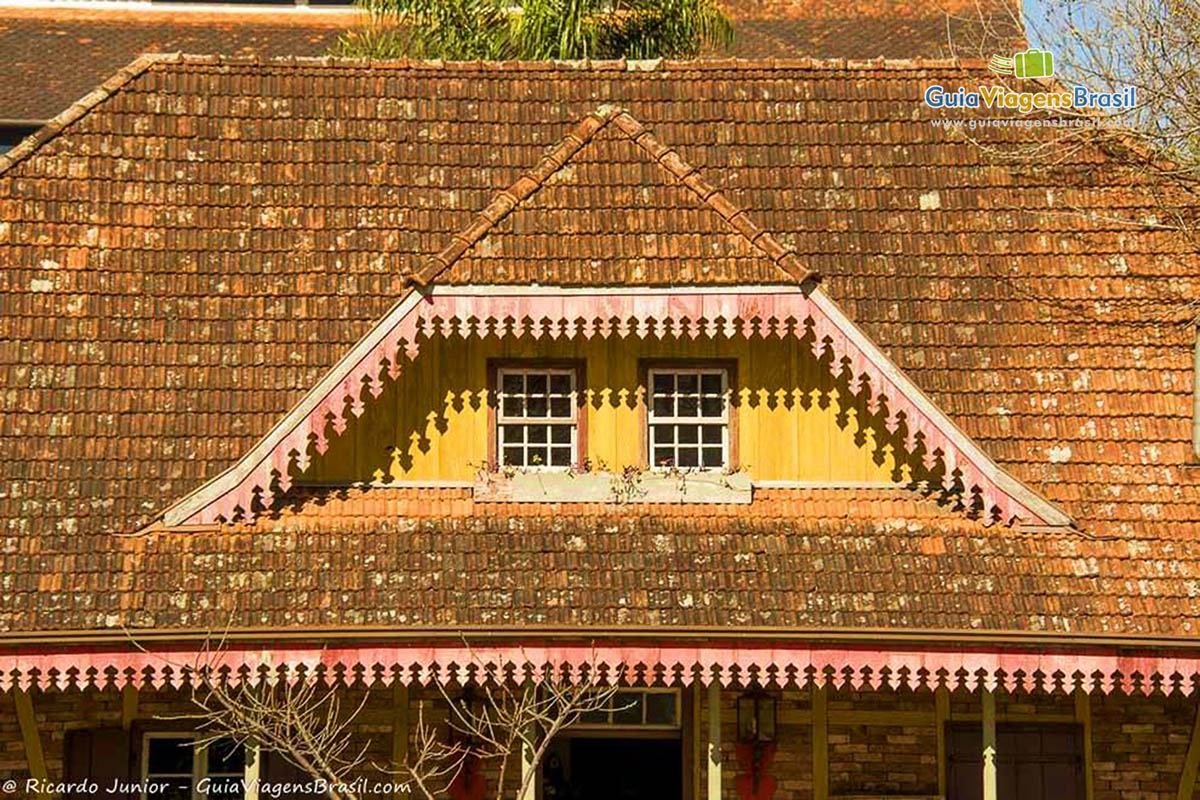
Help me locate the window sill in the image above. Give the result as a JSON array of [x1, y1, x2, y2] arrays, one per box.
[[474, 469, 752, 504]]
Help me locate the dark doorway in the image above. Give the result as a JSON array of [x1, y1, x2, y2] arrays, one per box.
[[561, 738, 682, 800]]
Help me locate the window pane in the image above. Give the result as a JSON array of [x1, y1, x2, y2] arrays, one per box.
[[654, 448, 674, 467], [653, 373, 673, 394], [527, 425, 548, 444], [701, 397, 723, 417], [528, 447, 547, 465], [550, 448, 571, 467], [703, 448, 724, 467], [645, 693, 676, 725], [580, 707, 608, 724], [502, 426, 523, 444], [502, 397, 524, 417], [678, 426, 699, 444], [527, 396, 548, 417], [702, 425, 722, 444], [677, 374, 699, 394], [612, 693, 643, 724], [653, 425, 673, 444], [208, 739, 244, 772], [550, 374, 571, 395], [551, 425, 572, 444], [677, 397, 699, 417], [502, 373, 523, 394], [526, 374, 547, 394], [678, 448, 699, 467], [148, 737, 194, 775], [503, 447, 523, 466], [701, 373, 722, 394], [549, 397, 571, 418], [652, 397, 673, 417]]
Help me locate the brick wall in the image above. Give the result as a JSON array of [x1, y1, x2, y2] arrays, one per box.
[[692, 685, 1200, 800], [827, 688, 939, 796]]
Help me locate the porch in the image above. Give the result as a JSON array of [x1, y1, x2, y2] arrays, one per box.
[[3, 642, 1199, 800]]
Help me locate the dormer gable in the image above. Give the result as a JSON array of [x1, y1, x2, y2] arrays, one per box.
[[156, 106, 1072, 531]]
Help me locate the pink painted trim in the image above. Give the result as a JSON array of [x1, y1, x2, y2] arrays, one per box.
[[184, 291, 1049, 528], [3, 643, 1197, 696]]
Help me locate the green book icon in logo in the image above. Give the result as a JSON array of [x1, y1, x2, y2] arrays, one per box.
[[1014, 49, 1054, 79]]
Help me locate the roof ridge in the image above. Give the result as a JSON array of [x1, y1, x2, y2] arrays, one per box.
[[610, 109, 814, 284], [150, 53, 992, 72], [0, 52, 174, 178], [408, 104, 815, 287], [408, 104, 624, 286]]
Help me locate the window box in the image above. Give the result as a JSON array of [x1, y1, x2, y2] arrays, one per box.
[[473, 468, 751, 504]]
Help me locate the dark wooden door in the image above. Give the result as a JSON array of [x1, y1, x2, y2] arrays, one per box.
[[947, 724, 1084, 800]]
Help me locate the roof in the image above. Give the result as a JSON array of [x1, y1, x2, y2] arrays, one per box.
[[0, 0, 1022, 122], [408, 104, 813, 286], [11, 487, 1196, 635], [0, 6, 358, 122], [0, 57, 1197, 637]]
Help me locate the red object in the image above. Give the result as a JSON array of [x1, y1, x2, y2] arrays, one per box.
[[449, 756, 486, 800], [735, 743, 777, 800]]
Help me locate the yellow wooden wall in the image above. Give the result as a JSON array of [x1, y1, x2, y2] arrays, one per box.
[[306, 335, 906, 484]]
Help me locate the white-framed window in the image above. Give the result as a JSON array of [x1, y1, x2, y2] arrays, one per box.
[[576, 688, 682, 730], [648, 368, 729, 470], [497, 368, 578, 468], [142, 733, 246, 800]]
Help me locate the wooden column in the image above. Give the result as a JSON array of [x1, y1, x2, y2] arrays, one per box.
[[518, 729, 532, 800], [935, 686, 950, 798], [121, 684, 138, 730], [692, 685, 703, 800], [1178, 700, 1200, 800], [393, 683, 410, 800], [1074, 689, 1094, 800], [812, 684, 828, 800], [14, 689, 50, 800], [981, 691, 997, 800], [707, 681, 722, 800], [244, 742, 261, 800]]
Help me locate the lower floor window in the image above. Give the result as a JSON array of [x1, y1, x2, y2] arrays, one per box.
[[143, 734, 245, 800], [576, 688, 681, 729], [947, 724, 1084, 800]]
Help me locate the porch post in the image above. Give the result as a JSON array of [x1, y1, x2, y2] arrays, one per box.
[[981, 690, 997, 800], [812, 684, 828, 800], [707, 680, 721, 800], [393, 683, 410, 800], [1178, 701, 1200, 800], [13, 689, 50, 800], [244, 742, 261, 800], [1074, 689, 1094, 800], [935, 686, 949, 797], [692, 686, 703, 800], [121, 683, 138, 730]]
